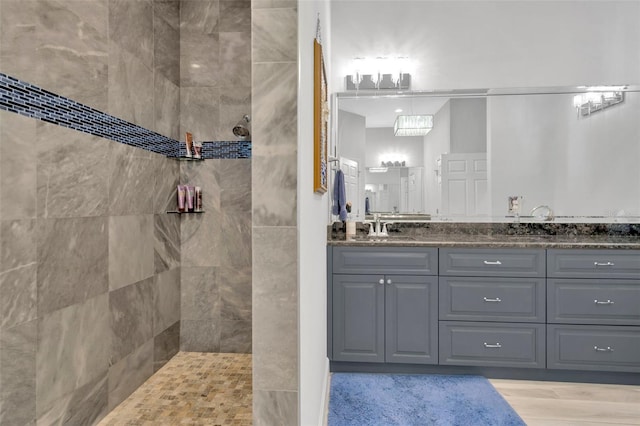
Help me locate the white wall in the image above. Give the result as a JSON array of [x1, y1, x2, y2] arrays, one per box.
[[331, 1, 640, 91], [365, 128, 423, 168], [450, 98, 487, 154], [298, 1, 331, 425], [490, 93, 640, 217]]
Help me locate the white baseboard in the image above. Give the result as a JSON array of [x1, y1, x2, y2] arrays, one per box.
[[319, 357, 330, 426]]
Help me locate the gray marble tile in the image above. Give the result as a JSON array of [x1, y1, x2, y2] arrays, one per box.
[[35, 0, 109, 112], [181, 267, 219, 321], [154, 5, 180, 86], [180, 0, 220, 34], [219, 31, 251, 87], [36, 294, 110, 417], [180, 30, 220, 88], [219, 266, 251, 322], [0, 262, 37, 330], [220, 211, 252, 267], [253, 390, 298, 426], [252, 8, 297, 63], [154, 0, 179, 30], [107, 338, 153, 410], [252, 0, 296, 9], [154, 213, 180, 274], [181, 211, 221, 267], [252, 154, 297, 227], [220, 319, 251, 354], [219, 0, 251, 32], [109, 277, 155, 365], [153, 155, 180, 214], [109, 214, 155, 291], [108, 139, 157, 216], [36, 122, 110, 218], [0, 320, 36, 426], [36, 372, 108, 426], [109, 0, 153, 69], [153, 320, 179, 372], [253, 227, 298, 391], [218, 86, 252, 141], [252, 62, 297, 149], [219, 158, 251, 194], [154, 74, 180, 140], [180, 319, 220, 352], [154, 268, 180, 335], [0, 219, 36, 273], [0, 111, 37, 221], [180, 86, 220, 141], [37, 217, 108, 315], [108, 42, 154, 131], [0, 1, 38, 82]]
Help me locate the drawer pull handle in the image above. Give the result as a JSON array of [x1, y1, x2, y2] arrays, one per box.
[[483, 260, 502, 265], [386, 279, 392, 285], [483, 297, 502, 303], [483, 342, 502, 349], [594, 299, 615, 305], [594, 346, 614, 352], [594, 261, 615, 267], [378, 279, 385, 285]]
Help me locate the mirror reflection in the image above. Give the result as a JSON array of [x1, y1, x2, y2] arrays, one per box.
[[334, 87, 640, 222]]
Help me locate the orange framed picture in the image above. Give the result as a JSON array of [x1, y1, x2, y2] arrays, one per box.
[[314, 39, 328, 194]]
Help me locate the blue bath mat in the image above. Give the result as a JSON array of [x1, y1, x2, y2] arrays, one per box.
[[328, 373, 526, 426]]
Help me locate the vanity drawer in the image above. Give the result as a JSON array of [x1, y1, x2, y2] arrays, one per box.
[[547, 249, 640, 279], [547, 324, 640, 373], [439, 248, 545, 277], [439, 277, 545, 322], [332, 246, 437, 275], [548, 279, 640, 325], [439, 322, 545, 368]]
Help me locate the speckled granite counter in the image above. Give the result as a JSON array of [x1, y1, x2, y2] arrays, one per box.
[[327, 222, 640, 249]]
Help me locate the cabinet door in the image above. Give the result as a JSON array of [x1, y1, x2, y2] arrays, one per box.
[[385, 275, 439, 364], [332, 275, 385, 362]]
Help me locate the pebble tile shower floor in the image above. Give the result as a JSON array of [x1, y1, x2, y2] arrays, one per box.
[[99, 352, 252, 425]]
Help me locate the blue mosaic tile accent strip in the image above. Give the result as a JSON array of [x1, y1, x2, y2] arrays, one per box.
[[0, 72, 251, 159]]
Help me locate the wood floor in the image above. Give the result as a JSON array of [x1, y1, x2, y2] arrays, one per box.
[[490, 379, 640, 425]]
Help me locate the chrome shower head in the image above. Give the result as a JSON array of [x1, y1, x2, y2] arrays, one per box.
[[232, 114, 251, 140]]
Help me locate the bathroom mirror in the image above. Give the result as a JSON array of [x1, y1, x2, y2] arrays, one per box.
[[332, 85, 640, 223]]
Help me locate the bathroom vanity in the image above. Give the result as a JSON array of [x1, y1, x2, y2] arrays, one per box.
[[327, 224, 640, 383]]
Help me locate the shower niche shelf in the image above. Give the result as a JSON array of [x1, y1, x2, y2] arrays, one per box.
[[168, 156, 205, 161], [166, 210, 205, 214]]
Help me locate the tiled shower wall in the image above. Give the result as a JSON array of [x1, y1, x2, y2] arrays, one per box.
[[252, 1, 299, 424], [178, 0, 252, 353], [0, 1, 181, 424]]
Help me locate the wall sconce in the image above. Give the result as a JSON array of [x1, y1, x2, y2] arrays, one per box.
[[232, 114, 251, 139], [394, 115, 433, 136], [345, 56, 411, 91], [573, 88, 625, 117]]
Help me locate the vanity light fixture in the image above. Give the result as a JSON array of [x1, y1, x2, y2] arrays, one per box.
[[345, 56, 411, 91], [368, 167, 389, 173], [394, 114, 433, 136], [573, 87, 625, 117]]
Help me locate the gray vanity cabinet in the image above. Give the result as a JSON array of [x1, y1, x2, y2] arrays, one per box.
[[330, 247, 438, 364], [438, 248, 547, 368], [546, 249, 640, 373]]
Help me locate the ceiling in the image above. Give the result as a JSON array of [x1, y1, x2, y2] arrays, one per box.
[[337, 96, 449, 128]]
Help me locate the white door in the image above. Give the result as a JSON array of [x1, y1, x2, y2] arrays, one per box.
[[440, 153, 488, 217], [340, 157, 359, 217]]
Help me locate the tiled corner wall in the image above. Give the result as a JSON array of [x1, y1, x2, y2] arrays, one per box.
[[252, 1, 300, 424], [0, 1, 183, 424], [178, 0, 253, 354]]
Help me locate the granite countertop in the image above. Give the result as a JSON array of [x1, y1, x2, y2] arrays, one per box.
[[327, 222, 640, 249]]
